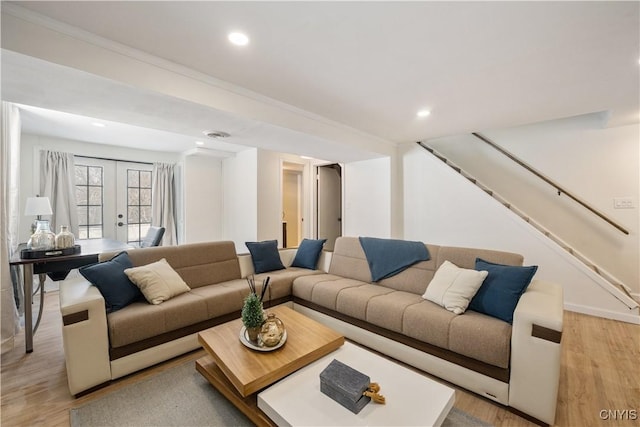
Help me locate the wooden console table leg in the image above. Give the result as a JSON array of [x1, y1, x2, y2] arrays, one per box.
[[23, 264, 34, 353]]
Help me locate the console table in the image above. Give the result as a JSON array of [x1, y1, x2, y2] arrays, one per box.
[[9, 238, 131, 353]]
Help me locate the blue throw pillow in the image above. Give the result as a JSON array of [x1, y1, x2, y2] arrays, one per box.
[[79, 251, 143, 312], [468, 258, 538, 324], [246, 240, 285, 274], [291, 238, 327, 269]]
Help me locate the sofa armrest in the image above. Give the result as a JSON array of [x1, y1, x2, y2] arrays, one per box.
[[509, 279, 563, 424], [59, 277, 111, 395]]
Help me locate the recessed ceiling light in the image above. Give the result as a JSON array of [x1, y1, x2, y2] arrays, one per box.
[[203, 130, 231, 139], [228, 32, 249, 46], [195, 141, 205, 146], [91, 122, 106, 127], [416, 110, 431, 118]]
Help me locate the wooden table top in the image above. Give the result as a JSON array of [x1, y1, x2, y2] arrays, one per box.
[[198, 305, 344, 397]]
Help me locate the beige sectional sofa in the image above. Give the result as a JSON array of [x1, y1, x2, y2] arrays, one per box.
[[292, 237, 563, 425], [59, 241, 321, 396], [59, 237, 563, 425]]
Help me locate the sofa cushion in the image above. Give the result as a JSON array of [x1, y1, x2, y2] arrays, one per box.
[[292, 274, 366, 311], [291, 238, 326, 269], [125, 258, 191, 305], [335, 284, 394, 320], [291, 274, 344, 301], [107, 292, 209, 348], [422, 260, 488, 314], [79, 251, 143, 312], [189, 282, 247, 319], [469, 258, 538, 324], [448, 310, 512, 369], [246, 240, 286, 274], [402, 300, 457, 350], [366, 291, 424, 333], [327, 238, 372, 283]]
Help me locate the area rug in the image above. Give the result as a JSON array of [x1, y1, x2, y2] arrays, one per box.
[[70, 360, 492, 426]]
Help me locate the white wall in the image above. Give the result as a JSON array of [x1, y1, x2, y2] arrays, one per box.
[[222, 149, 258, 253], [343, 157, 392, 238], [427, 115, 639, 296], [19, 133, 179, 242], [402, 143, 639, 324], [181, 154, 223, 244]]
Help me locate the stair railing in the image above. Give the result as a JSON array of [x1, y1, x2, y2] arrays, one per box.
[[471, 132, 629, 235], [416, 141, 637, 307]]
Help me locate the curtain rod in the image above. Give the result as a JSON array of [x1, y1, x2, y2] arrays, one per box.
[[74, 154, 153, 165]]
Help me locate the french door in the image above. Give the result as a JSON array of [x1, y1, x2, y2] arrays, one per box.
[[74, 157, 153, 244]]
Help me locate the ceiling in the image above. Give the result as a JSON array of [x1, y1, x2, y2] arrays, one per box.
[[2, 1, 639, 159]]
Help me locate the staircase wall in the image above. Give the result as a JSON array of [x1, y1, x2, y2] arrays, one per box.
[[426, 115, 639, 299], [401, 143, 639, 324]]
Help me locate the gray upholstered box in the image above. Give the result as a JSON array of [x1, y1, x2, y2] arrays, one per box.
[[319, 359, 371, 414]]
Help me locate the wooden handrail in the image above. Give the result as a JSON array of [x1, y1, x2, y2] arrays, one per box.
[[471, 132, 629, 235]]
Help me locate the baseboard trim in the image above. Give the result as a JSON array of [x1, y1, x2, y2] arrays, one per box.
[[564, 303, 640, 325]]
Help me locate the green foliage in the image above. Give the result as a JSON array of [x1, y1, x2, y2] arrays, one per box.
[[241, 292, 264, 328]]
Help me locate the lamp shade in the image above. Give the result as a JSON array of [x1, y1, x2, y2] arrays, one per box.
[[24, 196, 53, 216]]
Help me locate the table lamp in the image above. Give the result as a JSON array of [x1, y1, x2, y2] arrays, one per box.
[[24, 196, 53, 233]]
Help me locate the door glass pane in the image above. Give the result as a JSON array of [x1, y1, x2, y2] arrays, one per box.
[[88, 166, 102, 185], [88, 226, 102, 239], [89, 187, 101, 204], [141, 206, 152, 223], [76, 187, 87, 205], [77, 206, 88, 226], [128, 169, 139, 187], [140, 188, 151, 205], [128, 206, 139, 223], [128, 188, 139, 205], [127, 224, 140, 241], [140, 170, 152, 188], [75, 167, 87, 185]]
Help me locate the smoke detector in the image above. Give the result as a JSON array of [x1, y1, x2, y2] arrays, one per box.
[[203, 130, 230, 139]]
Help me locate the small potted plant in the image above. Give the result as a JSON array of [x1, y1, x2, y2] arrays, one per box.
[[241, 292, 264, 342], [242, 275, 269, 342]]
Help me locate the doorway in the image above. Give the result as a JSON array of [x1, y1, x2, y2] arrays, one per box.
[[316, 163, 342, 251], [74, 156, 153, 245], [282, 162, 304, 248]]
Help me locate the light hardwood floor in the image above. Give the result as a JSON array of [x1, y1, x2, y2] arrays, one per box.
[[1, 291, 638, 427]]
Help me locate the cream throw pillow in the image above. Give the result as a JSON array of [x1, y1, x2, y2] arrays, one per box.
[[124, 258, 190, 305], [422, 260, 488, 314]]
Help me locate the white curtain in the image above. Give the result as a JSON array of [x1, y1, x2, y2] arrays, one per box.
[[1, 102, 22, 353], [152, 163, 177, 246], [40, 150, 79, 237]]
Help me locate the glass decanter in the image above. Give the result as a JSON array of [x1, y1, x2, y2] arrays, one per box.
[[259, 312, 285, 347], [55, 225, 75, 249], [27, 220, 56, 251]]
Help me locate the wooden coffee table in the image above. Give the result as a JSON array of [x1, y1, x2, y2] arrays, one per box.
[[196, 305, 345, 426]]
